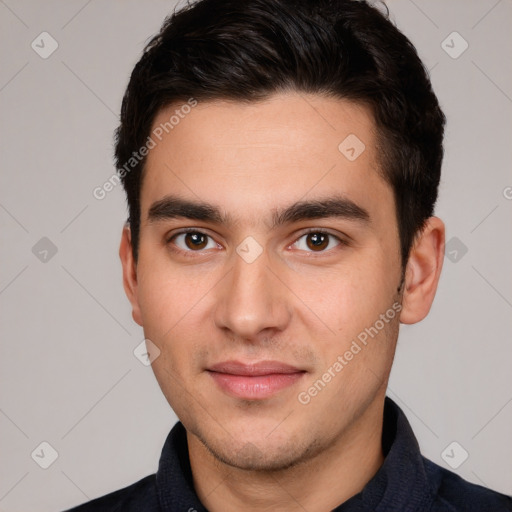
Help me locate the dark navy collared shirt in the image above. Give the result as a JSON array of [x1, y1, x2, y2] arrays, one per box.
[[64, 397, 512, 511]]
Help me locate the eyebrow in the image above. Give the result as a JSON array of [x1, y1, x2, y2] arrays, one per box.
[[147, 194, 370, 228]]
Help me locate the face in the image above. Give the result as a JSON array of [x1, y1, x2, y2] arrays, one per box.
[[122, 92, 407, 471]]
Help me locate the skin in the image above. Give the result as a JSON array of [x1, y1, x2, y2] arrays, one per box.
[[120, 92, 445, 512]]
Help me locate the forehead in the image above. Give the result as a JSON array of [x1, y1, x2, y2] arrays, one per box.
[[140, 92, 392, 227]]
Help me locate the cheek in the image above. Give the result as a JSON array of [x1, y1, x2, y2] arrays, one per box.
[[135, 257, 225, 379], [138, 231, 215, 298], [135, 254, 207, 340], [302, 255, 397, 337]]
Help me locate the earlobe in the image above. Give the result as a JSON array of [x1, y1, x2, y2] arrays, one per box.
[[119, 224, 143, 326], [399, 217, 445, 324]]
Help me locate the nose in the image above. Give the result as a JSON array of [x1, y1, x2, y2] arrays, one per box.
[[214, 247, 292, 342]]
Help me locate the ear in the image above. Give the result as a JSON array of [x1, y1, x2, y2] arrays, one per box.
[[400, 216, 445, 324], [119, 224, 143, 326]]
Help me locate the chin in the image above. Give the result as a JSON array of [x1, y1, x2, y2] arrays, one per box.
[[196, 426, 324, 472]]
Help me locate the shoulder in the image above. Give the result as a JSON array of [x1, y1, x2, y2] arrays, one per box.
[[423, 457, 512, 512], [63, 474, 160, 511]]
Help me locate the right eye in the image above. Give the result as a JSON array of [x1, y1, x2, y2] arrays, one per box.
[[167, 230, 220, 254]]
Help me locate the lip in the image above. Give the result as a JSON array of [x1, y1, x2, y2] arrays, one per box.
[[207, 360, 305, 400]]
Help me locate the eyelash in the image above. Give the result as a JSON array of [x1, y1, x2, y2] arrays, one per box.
[[165, 227, 347, 258]]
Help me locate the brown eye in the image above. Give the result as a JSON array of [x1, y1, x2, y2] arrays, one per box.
[[170, 231, 216, 252], [306, 232, 329, 251], [184, 232, 208, 250], [293, 231, 341, 253]]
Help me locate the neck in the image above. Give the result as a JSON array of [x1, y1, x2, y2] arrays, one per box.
[[187, 395, 386, 512]]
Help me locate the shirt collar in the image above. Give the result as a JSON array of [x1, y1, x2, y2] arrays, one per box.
[[333, 397, 433, 511], [156, 397, 432, 511]]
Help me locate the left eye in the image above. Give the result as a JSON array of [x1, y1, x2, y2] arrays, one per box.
[[292, 232, 341, 252]]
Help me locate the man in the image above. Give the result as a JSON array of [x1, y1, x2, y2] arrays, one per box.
[[66, 0, 512, 510]]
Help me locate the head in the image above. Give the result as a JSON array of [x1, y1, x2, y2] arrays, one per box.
[[118, 0, 445, 471]]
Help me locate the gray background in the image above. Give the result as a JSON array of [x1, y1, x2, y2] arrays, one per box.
[[1, 1, 511, 510]]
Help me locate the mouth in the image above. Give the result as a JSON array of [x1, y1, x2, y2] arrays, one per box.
[[206, 360, 306, 400]]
